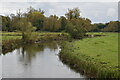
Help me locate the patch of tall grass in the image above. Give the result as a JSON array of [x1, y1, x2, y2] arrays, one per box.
[[59, 33, 119, 78], [2, 39, 22, 54], [1, 32, 70, 54]]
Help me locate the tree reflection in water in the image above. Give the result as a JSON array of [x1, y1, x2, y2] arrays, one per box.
[[17, 41, 58, 67]]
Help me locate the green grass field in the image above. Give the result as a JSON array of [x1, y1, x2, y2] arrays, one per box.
[[0, 32, 21, 41], [1, 32, 69, 54], [74, 33, 118, 66], [60, 32, 119, 78], [1, 32, 119, 77], [0, 32, 69, 41], [2, 36, 22, 40]]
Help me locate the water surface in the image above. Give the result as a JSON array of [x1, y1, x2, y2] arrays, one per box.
[[2, 42, 86, 78]]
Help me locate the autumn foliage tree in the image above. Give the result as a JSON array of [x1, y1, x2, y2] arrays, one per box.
[[1, 6, 119, 41], [102, 21, 120, 32], [65, 8, 92, 39], [15, 18, 36, 41], [43, 15, 61, 32], [11, 10, 36, 42], [65, 8, 80, 20], [59, 16, 67, 31], [25, 7, 45, 31], [2, 16, 12, 31]]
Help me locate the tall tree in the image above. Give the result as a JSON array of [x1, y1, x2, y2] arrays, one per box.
[[102, 21, 120, 32], [65, 8, 80, 20], [43, 15, 61, 32], [14, 17, 36, 41], [59, 16, 67, 31], [2, 16, 11, 31], [93, 23, 106, 32], [11, 10, 36, 41], [27, 6, 44, 14], [65, 18, 87, 39], [65, 8, 92, 39], [26, 10, 45, 31]]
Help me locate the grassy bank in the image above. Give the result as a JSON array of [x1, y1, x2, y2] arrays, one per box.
[[2, 39, 22, 54], [1, 32, 70, 41], [1, 32, 70, 54], [60, 33, 119, 78]]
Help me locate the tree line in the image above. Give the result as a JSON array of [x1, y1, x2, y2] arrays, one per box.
[[1, 6, 120, 39], [93, 21, 120, 32]]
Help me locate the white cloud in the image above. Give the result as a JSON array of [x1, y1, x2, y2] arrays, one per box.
[[0, 2, 118, 23], [107, 8, 116, 17], [0, 0, 119, 2]]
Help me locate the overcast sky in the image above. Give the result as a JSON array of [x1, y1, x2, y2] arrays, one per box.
[[0, 0, 119, 23]]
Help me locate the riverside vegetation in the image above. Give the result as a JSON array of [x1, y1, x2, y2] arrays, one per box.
[[1, 6, 120, 78], [1, 32, 70, 54], [1, 32, 119, 78], [60, 32, 119, 78]]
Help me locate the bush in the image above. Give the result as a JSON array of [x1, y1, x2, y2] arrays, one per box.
[[65, 19, 86, 39]]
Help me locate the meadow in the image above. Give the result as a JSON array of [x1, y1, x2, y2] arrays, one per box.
[[1, 32, 119, 78], [0, 32, 21, 41], [60, 32, 119, 78], [1, 32, 69, 41], [1, 32, 70, 54]]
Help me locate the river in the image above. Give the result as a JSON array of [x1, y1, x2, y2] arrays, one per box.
[[1, 41, 86, 78]]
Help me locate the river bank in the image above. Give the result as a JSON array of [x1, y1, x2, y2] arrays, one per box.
[[59, 33, 119, 78], [1, 32, 70, 54], [1, 32, 119, 78]]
